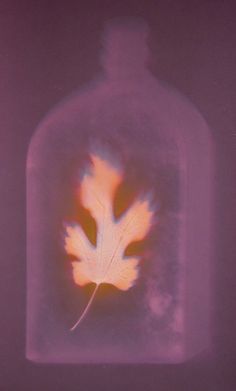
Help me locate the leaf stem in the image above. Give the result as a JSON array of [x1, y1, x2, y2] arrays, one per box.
[[70, 284, 99, 331]]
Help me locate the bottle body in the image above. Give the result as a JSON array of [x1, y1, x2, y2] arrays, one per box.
[[27, 63, 213, 363]]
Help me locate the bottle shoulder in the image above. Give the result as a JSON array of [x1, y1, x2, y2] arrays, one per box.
[[28, 72, 213, 163], [36, 72, 208, 126]]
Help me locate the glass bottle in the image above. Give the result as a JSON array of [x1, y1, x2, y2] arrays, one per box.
[[27, 19, 213, 363]]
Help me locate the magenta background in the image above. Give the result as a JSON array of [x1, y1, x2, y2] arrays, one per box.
[[0, 0, 235, 390]]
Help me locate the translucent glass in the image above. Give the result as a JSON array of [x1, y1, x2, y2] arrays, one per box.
[[26, 19, 213, 363]]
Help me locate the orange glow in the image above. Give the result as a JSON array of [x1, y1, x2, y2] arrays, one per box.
[[64, 152, 155, 292]]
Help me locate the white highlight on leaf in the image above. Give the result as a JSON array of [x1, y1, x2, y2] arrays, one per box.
[[65, 153, 154, 291]]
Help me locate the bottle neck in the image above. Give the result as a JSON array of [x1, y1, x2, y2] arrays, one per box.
[[101, 18, 150, 81]]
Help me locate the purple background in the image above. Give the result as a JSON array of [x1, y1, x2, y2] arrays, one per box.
[[0, 0, 235, 389]]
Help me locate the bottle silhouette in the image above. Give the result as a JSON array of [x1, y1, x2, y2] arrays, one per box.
[[27, 18, 213, 363]]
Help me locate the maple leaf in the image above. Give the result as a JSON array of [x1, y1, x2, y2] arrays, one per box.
[[64, 153, 154, 330]]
